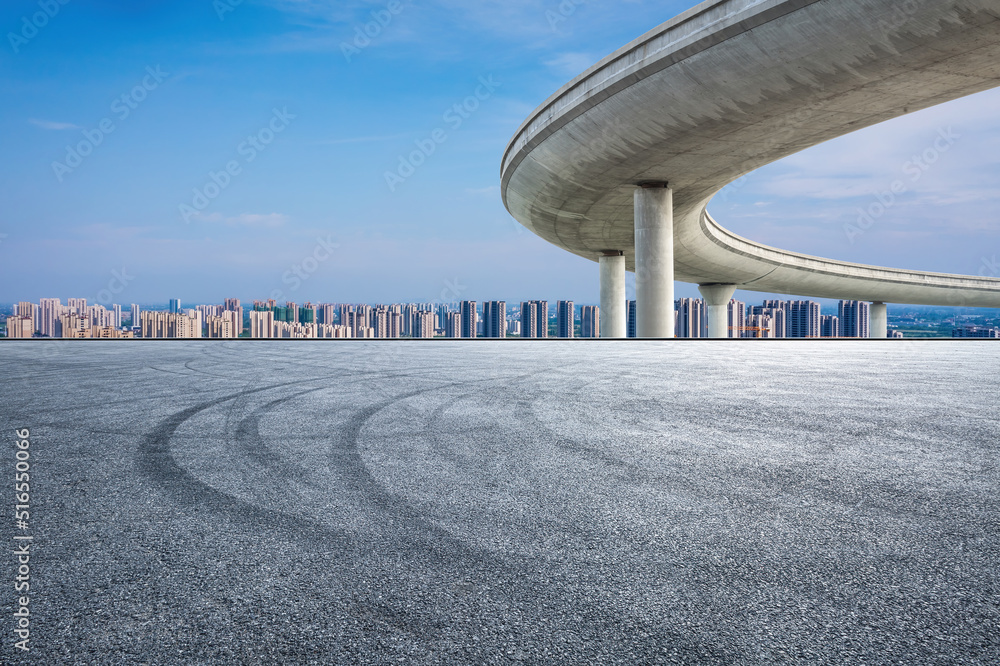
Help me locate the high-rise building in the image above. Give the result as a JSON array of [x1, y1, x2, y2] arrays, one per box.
[[761, 300, 789, 337], [341, 307, 370, 338], [224, 298, 241, 313], [206, 316, 237, 339], [283, 302, 298, 324], [272, 321, 317, 338], [130, 304, 140, 328], [338, 304, 353, 331], [519, 301, 548, 338], [400, 304, 417, 337], [373, 309, 389, 338], [627, 300, 637, 338], [675, 298, 705, 338], [839, 300, 870, 338], [184, 309, 204, 338], [87, 304, 115, 329], [581, 305, 599, 338], [460, 301, 477, 338], [787, 301, 820, 338], [59, 313, 90, 338], [16, 302, 37, 333], [5, 316, 34, 338], [483, 301, 507, 338], [727, 299, 746, 338], [356, 304, 373, 329], [168, 298, 181, 314], [820, 315, 840, 338], [112, 304, 122, 329], [67, 298, 87, 314], [436, 304, 450, 330], [749, 305, 786, 338], [520, 302, 538, 338], [368, 307, 399, 338], [196, 304, 220, 321], [140, 311, 200, 339], [388, 311, 403, 338], [250, 310, 274, 339], [317, 324, 351, 338], [39, 298, 62, 338], [743, 314, 776, 338], [556, 300, 574, 338], [90, 327, 134, 339], [319, 303, 336, 326], [221, 310, 241, 336], [445, 312, 461, 338], [414, 312, 436, 338]]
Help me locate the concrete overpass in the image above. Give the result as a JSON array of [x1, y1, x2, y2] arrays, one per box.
[[500, 0, 1000, 338]]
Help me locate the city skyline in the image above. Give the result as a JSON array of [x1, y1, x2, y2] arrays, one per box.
[[8, 294, 999, 339]]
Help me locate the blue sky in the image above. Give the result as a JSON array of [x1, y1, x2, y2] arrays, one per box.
[[1, 0, 999, 307]]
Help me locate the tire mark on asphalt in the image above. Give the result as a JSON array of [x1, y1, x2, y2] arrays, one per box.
[[327, 375, 733, 663], [60, 351, 735, 659], [423, 392, 477, 468], [147, 365, 191, 376], [326, 368, 583, 550], [329, 385, 474, 547], [139, 378, 355, 549], [184, 359, 235, 379], [231, 386, 331, 487], [138, 372, 468, 547], [137, 378, 477, 644]]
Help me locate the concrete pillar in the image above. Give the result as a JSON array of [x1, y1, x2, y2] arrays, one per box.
[[698, 284, 737, 338], [871, 301, 887, 338], [599, 251, 626, 338], [634, 183, 673, 338]]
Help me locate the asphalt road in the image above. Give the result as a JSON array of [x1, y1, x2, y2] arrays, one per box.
[[1, 341, 998, 664]]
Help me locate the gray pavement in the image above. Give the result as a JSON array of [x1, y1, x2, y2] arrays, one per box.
[[1, 341, 998, 664]]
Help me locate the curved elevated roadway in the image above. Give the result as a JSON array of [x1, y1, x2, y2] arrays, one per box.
[[500, 0, 1000, 337]]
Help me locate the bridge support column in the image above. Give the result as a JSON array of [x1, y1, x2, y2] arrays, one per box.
[[634, 183, 673, 338], [698, 284, 737, 338], [871, 302, 887, 338], [599, 251, 626, 338]]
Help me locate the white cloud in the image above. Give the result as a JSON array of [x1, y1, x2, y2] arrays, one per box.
[[542, 52, 597, 77], [319, 133, 411, 145], [465, 185, 500, 196], [191, 212, 290, 228], [29, 119, 79, 130], [256, 0, 665, 57]]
